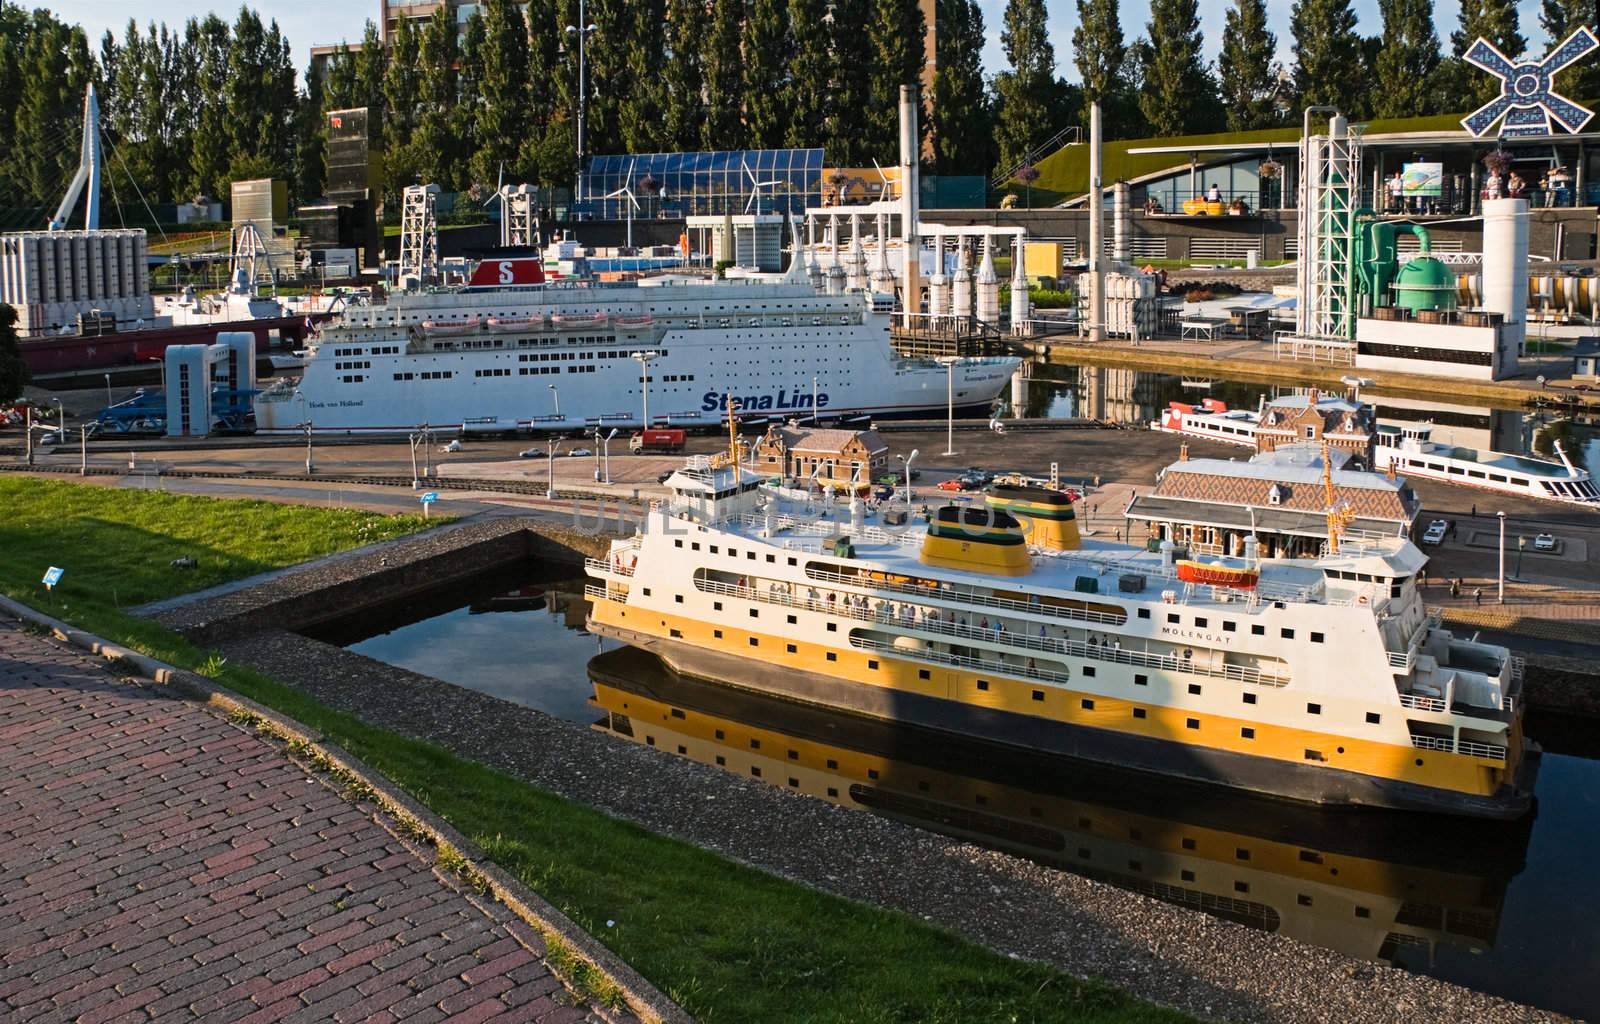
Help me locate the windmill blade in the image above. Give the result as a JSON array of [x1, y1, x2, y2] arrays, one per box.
[[1463, 37, 1518, 80], [1544, 27, 1600, 74], [1538, 89, 1594, 134], [742, 157, 756, 186], [1502, 106, 1554, 137], [1461, 93, 1515, 137]]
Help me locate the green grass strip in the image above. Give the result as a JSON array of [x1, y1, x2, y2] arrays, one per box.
[[0, 478, 1193, 1024]]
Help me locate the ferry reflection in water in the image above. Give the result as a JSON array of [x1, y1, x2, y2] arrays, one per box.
[[588, 647, 1529, 971]]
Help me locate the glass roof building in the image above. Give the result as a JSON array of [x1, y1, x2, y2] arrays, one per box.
[[578, 149, 824, 220]]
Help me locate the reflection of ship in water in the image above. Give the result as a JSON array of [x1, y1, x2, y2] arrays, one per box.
[[588, 647, 1530, 966]]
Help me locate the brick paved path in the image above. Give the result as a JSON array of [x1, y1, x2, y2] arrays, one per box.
[[0, 618, 592, 1024]]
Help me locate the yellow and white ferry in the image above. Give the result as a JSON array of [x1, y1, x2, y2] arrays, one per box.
[[585, 454, 1536, 819]]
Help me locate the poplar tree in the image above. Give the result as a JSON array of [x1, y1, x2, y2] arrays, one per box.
[[1442, 0, 1525, 111], [616, 0, 669, 154], [455, 10, 485, 162], [743, 0, 793, 149], [412, 5, 459, 190], [1134, 0, 1217, 137], [785, 0, 834, 149], [1290, 0, 1365, 115], [995, 0, 1056, 174], [663, 0, 707, 151], [1217, 0, 1280, 130], [1073, 0, 1126, 103], [866, 0, 927, 161], [931, 0, 990, 175], [1372, 0, 1439, 118], [472, 0, 532, 186], [382, 14, 421, 149], [185, 15, 232, 198], [0, 304, 29, 402], [702, 0, 746, 150], [827, 0, 877, 164], [296, 57, 326, 198]]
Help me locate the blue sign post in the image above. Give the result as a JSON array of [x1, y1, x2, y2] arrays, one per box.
[[419, 491, 438, 519], [42, 566, 64, 591]]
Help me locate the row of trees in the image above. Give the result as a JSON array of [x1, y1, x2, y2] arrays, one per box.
[[3, 0, 1597, 223], [993, 0, 1600, 175], [0, 6, 302, 222]]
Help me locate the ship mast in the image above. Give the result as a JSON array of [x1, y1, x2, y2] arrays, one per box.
[[726, 393, 741, 487]]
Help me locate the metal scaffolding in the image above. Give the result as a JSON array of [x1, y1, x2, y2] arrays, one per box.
[[398, 184, 440, 289], [1298, 115, 1362, 340]]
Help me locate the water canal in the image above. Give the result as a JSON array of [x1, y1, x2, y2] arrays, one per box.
[[1007, 361, 1600, 480], [313, 565, 1600, 1019]]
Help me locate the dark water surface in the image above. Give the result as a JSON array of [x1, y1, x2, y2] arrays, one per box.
[[313, 566, 1600, 1019]]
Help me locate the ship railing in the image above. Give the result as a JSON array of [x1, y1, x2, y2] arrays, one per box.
[[696, 576, 1290, 687], [1385, 609, 1442, 670], [1509, 655, 1525, 684], [1410, 734, 1507, 762], [849, 635, 1076, 688], [586, 556, 635, 578], [1398, 692, 1447, 713], [800, 565, 1128, 626]]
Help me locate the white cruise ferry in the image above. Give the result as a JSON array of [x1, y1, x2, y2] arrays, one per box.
[[255, 256, 1018, 434], [586, 454, 1536, 819], [1154, 396, 1599, 505]]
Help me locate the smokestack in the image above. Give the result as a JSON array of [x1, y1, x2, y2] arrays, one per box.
[[1481, 198, 1528, 376], [927, 233, 948, 328], [1113, 182, 1130, 265], [899, 85, 922, 327], [1010, 234, 1030, 334], [976, 237, 1000, 324], [952, 238, 972, 322], [1087, 102, 1105, 341]]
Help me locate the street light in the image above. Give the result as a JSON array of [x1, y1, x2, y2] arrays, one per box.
[[294, 390, 314, 474], [593, 426, 604, 481], [565, 4, 598, 201], [103, 373, 112, 408], [897, 449, 918, 508], [601, 427, 618, 484], [51, 398, 64, 438], [547, 383, 562, 421], [936, 356, 959, 456], [1497, 510, 1506, 604], [633, 350, 659, 427], [547, 438, 563, 499]]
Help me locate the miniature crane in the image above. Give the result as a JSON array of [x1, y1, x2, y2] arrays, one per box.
[[1322, 435, 1357, 554]]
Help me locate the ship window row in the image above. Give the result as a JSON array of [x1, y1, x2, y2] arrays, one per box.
[[338, 374, 365, 383], [1355, 341, 1493, 366], [519, 367, 560, 375], [1396, 457, 1531, 488], [567, 365, 596, 373], [335, 360, 370, 370], [475, 368, 512, 378]]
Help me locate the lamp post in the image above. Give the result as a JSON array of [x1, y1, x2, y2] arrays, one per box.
[[51, 398, 64, 438], [103, 373, 112, 408], [565, 2, 598, 203], [897, 449, 918, 508], [547, 439, 563, 499], [633, 350, 659, 427], [1516, 534, 1526, 579], [936, 356, 958, 456], [1497, 511, 1506, 603], [601, 427, 618, 484], [593, 427, 603, 481], [547, 383, 561, 421], [295, 390, 314, 474]]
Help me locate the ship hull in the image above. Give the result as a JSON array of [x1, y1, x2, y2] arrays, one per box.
[[591, 622, 1536, 820], [20, 316, 315, 377]]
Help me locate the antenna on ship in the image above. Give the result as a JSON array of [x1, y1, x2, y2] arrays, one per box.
[[726, 393, 741, 488]]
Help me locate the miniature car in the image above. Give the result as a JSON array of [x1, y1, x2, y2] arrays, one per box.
[[936, 478, 964, 491], [1421, 520, 1448, 546], [568, 447, 593, 457], [518, 447, 547, 458], [1534, 533, 1556, 551]]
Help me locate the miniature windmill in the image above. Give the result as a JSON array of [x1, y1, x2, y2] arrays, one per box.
[[1460, 27, 1600, 138], [741, 158, 782, 214], [603, 158, 640, 250]]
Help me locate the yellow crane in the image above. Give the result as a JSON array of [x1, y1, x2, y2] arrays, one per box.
[[1322, 435, 1356, 554]]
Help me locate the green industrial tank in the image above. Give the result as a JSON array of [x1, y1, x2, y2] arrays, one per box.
[[1391, 255, 1457, 313]]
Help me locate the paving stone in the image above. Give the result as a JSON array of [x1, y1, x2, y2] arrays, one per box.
[[0, 619, 578, 1023]]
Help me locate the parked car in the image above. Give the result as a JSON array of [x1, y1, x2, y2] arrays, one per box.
[[1421, 519, 1449, 546], [872, 485, 895, 501], [957, 473, 989, 491], [1535, 533, 1556, 551], [936, 478, 965, 492], [568, 447, 593, 457], [518, 447, 546, 458]]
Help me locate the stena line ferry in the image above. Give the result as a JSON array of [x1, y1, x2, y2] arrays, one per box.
[[586, 450, 1536, 819], [254, 255, 1018, 434]]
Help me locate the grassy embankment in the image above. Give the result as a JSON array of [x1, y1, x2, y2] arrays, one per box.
[[0, 477, 1193, 1024]]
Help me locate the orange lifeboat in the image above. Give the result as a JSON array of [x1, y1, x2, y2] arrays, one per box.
[[1175, 557, 1260, 590]]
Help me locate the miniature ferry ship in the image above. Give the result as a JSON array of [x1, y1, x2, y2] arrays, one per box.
[[586, 454, 1536, 819], [1153, 395, 1599, 505], [255, 255, 1018, 435]]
